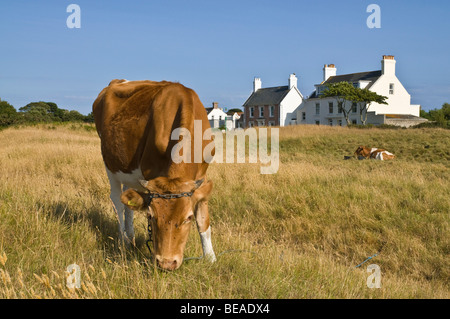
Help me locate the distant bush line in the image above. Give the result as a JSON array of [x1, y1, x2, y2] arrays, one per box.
[[0, 99, 94, 128], [1, 98, 449, 130], [419, 103, 450, 129]]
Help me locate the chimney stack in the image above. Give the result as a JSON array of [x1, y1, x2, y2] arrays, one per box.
[[253, 77, 262, 93], [212, 102, 219, 109], [381, 55, 396, 76], [323, 64, 337, 82], [289, 73, 297, 89]]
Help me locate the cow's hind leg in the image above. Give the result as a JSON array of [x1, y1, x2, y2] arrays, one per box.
[[194, 201, 216, 262]]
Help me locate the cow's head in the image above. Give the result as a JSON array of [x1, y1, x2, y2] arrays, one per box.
[[354, 146, 369, 158], [120, 177, 213, 270]]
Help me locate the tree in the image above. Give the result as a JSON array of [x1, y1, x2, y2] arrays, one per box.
[[320, 82, 356, 125], [422, 103, 450, 122], [19, 101, 54, 123], [83, 112, 95, 123], [62, 110, 85, 122], [2, 99, 95, 127], [0, 99, 18, 126], [354, 89, 388, 125], [321, 82, 388, 126], [441, 103, 450, 120], [418, 103, 449, 128], [420, 109, 431, 120]]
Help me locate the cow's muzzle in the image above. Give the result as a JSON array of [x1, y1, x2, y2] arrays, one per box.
[[155, 255, 182, 271]]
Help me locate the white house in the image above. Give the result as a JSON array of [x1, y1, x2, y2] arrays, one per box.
[[242, 73, 303, 127], [205, 102, 241, 130], [297, 55, 425, 127]]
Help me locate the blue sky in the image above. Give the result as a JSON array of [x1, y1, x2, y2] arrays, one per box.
[[1, 0, 449, 115]]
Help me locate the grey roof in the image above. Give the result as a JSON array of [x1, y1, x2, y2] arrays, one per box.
[[243, 86, 290, 106], [307, 70, 382, 99], [307, 90, 319, 99], [324, 70, 382, 86]]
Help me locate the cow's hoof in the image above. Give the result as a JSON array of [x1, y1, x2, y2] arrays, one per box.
[[205, 253, 217, 263]]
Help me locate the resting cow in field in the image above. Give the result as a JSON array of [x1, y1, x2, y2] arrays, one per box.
[[93, 79, 216, 270], [354, 146, 395, 160]]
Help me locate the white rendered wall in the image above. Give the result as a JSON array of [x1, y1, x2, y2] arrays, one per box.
[[368, 75, 420, 117], [280, 88, 303, 126], [207, 108, 228, 121]]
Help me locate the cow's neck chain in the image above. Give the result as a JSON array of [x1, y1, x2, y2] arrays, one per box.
[[144, 189, 197, 258], [144, 191, 193, 205]]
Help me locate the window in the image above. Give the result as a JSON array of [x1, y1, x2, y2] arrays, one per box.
[[315, 103, 320, 115], [249, 107, 254, 118], [315, 120, 320, 125], [219, 115, 222, 121], [259, 106, 264, 118], [389, 83, 394, 95], [268, 121, 275, 126], [270, 106, 274, 117], [338, 119, 342, 126], [329, 102, 333, 114], [328, 119, 333, 126], [352, 103, 357, 113], [248, 121, 253, 127], [338, 105, 343, 113], [302, 112, 306, 120], [352, 119, 357, 125]]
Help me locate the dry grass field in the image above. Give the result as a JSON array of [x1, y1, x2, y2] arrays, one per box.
[[0, 123, 448, 298]]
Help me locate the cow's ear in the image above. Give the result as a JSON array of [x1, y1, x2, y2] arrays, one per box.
[[193, 180, 213, 202], [121, 189, 146, 210]]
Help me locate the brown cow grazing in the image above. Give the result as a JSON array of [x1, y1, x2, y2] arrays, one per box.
[[354, 146, 395, 160], [93, 79, 216, 270]]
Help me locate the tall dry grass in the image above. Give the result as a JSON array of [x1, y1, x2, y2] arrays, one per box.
[[0, 123, 448, 298]]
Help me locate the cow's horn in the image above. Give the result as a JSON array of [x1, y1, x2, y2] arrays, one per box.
[[139, 179, 149, 188]]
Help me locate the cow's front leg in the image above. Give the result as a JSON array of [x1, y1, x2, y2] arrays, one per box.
[[107, 170, 134, 246], [123, 187, 136, 246], [194, 201, 216, 262]]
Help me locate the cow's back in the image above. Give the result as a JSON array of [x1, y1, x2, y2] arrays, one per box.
[[93, 79, 211, 181]]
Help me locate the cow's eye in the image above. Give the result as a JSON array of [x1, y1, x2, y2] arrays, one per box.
[[183, 215, 194, 224]]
